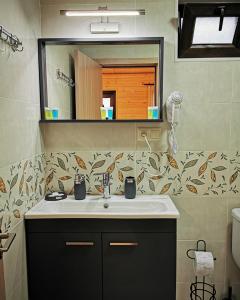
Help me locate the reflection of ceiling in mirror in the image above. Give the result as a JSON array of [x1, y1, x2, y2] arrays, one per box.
[[77, 44, 159, 60], [46, 44, 159, 66]]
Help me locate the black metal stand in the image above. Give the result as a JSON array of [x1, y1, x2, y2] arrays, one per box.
[[187, 240, 217, 300]]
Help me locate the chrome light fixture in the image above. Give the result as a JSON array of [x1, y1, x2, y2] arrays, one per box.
[[60, 6, 145, 17]]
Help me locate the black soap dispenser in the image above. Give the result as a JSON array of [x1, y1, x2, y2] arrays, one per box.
[[124, 176, 136, 199], [74, 174, 86, 200]]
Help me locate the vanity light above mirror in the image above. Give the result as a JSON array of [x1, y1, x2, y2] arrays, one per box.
[[60, 7, 146, 17]]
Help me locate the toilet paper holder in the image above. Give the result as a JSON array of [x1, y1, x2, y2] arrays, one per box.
[[186, 240, 217, 261], [186, 240, 217, 300]]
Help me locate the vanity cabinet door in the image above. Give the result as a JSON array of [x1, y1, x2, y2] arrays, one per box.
[[27, 233, 102, 300], [102, 233, 176, 300]]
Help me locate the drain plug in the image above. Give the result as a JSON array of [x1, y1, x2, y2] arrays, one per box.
[[103, 203, 109, 209]]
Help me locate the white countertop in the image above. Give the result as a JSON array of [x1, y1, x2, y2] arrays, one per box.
[[25, 195, 180, 220]]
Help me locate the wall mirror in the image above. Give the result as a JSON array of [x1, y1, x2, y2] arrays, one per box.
[[38, 38, 164, 122]]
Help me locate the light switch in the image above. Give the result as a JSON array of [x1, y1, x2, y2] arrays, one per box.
[[150, 129, 161, 140]]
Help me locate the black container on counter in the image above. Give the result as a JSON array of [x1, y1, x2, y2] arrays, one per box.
[[74, 174, 86, 200], [124, 176, 136, 199]]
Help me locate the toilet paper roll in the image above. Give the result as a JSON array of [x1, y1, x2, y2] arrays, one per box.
[[194, 251, 214, 277]]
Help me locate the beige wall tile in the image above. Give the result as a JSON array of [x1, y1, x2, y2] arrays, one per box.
[[203, 103, 231, 151], [0, 0, 42, 168], [230, 103, 240, 150], [177, 102, 231, 151], [42, 123, 136, 152], [0, 118, 44, 168], [206, 62, 233, 103], [135, 0, 175, 39], [232, 62, 240, 102], [167, 61, 209, 103], [176, 102, 210, 151], [174, 196, 228, 241]]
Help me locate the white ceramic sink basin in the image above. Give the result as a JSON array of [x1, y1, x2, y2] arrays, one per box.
[[25, 195, 179, 219]]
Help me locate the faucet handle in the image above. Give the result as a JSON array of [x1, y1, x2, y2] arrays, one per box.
[[94, 172, 109, 185]]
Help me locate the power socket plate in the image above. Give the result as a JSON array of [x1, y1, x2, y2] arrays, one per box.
[[137, 128, 161, 141]]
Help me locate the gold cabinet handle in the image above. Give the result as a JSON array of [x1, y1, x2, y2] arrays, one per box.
[[0, 233, 16, 254], [65, 242, 95, 247], [109, 242, 139, 247]]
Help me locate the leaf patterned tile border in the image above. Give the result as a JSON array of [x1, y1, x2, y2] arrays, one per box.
[[0, 154, 46, 232], [45, 151, 135, 196], [46, 151, 240, 197], [2, 150, 239, 232]]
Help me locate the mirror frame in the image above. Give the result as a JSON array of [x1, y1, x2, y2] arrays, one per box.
[[38, 37, 164, 123]]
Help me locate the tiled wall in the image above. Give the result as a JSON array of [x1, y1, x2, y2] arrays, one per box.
[[0, 1, 43, 232], [0, 1, 43, 298], [0, 155, 46, 231], [0, 0, 238, 299], [40, 0, 240, 298]]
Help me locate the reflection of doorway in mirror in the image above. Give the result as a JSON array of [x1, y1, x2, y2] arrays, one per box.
[[102, 67, 156, 120]]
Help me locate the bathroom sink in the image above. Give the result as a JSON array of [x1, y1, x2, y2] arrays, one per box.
[[25, 195, 179, 219]]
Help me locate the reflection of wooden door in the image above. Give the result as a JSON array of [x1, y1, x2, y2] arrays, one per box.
[[74, 50, 102, 119], [102, 67, 156, 120]]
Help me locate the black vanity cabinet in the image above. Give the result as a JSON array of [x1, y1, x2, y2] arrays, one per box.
[[103, 233, 176, 300], [27, 232, 102, 300], [26, 219, 176, 300]]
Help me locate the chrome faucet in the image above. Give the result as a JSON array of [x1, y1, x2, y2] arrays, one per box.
[[95, 172, 111, 199]]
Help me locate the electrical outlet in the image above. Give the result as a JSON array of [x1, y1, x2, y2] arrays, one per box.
[[137, 128, 149, 141], [137, 128, 161, 141]]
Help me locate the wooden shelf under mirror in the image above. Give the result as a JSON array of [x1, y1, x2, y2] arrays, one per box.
[[38, 37, 164, 123]]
